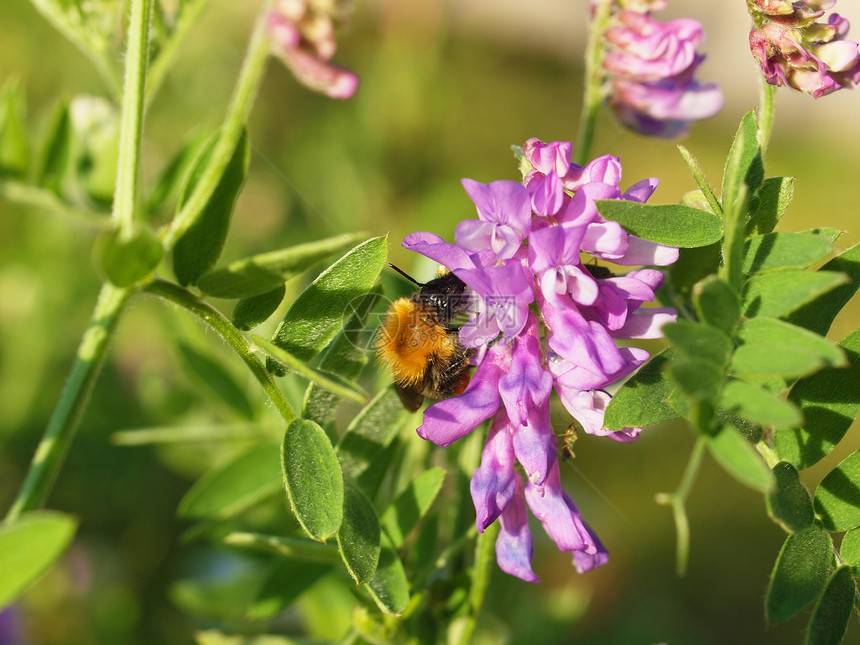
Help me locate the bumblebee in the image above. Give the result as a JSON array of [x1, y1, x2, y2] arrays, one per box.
[[376, 265, 474, 411]]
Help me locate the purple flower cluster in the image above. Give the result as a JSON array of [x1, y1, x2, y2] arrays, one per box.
[[266, 0, 359, 100], [749, 0, 860, 97], [402, 139, 677, 581], [600, 3, 723, 138]]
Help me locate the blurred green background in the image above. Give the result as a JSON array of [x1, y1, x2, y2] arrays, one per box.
[[1, 0, 859, 643]]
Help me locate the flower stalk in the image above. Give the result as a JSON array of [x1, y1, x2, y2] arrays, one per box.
[[655, 435, 707, 576], [574, 0, 613, 165], [162, 11, 271, 249], [142, 280, 296, 423], [113, 0, 154, 237]]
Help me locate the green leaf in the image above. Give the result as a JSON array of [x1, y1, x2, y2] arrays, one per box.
[[775, 331, 860, 469], [603, 350, 679, 431], [722, 110, 763, 209], [692, 276, 740, 335], [595, 200, 722, 248], [337, 484, 381, 585], [677, 145, 721, 216], [94, 222, 164, 287], [282, 419, 344, 541], [337, 387, 414, 480], [721, 380, 802, 427], [747, 176, 795, 236], [381, 467, 446, 548], [838, 528, 860, 575], [146, 130, 209, 214], [232, 286, 286, 331], [766, 524, 832, 623], [668, 243, 722, 301], [0, 79, 29, 178], [707, 425, 774, 492], [269, 236, 388, 366], [246, 559, 333, 620], [667, 358, 724, 401], [814, 450, 860, 531], [303, 286, 383, 426], [173, 131, 250, 285], [787, 242, 860, 336], [0, 511, 78, 609], [806, 566, 855, 645], [743, 231, 836, 275], [178, 342, 255, 419], [198, 233, 371, 299], [35, 99, 71, 193], [178, 444, 281, 519], [367, 535, 410, 615], [355, 438, 403, 502], [766, 462, 815, 533], [742, 271, 848, 318], [662, 320, 732, 367], [731, 318, 846, 380]]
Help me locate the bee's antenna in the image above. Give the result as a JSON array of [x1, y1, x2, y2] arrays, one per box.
[[388, 263, 423, 286]]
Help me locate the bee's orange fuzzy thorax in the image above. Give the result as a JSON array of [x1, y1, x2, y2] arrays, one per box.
[[376, 298, 457, 387]]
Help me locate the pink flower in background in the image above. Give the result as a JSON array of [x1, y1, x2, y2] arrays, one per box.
[[748, 0, 860, 97], [266, 0, 359, 99], [399, 140, 676, 581], [600, 6, 723, 137]]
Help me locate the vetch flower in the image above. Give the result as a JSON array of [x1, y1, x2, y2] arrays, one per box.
[[748, 0, 860, 96], [266, 0, 360, 99], [397, 140, 678, 581], [600, 6, 723, 137]]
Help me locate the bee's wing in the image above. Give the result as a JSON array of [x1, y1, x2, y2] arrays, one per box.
[[394, 382, 424, 412]]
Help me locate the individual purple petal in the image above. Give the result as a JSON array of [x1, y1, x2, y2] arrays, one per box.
[[540, 293, 627, 379], [524, 461, 589, 552], [523, 138, 572, 177], [528, 170, 565, 217], [613, 306, 677, 338], [607, 426, 643, 442], [622, 177, 659, 203], [570, 509, 610, 573], [610, 235, 679, 266], [551, 346, 650, 392], [458, 261, 535, 344], [562, 155, 624, 193], [496, 477, 539, 582], [402, 232, 477, 272], [461, 180, 532, 228], [417, 345, 507, 446], [557, 389, 615, 436], [470, 414, 518, 530], [499, 312, 552, 426], [582, 221, 630, 259], [512, 403, 555, 487]]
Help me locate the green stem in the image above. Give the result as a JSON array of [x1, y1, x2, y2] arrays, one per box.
[[655, 436, 707, 576], [573, 0, 612, 165], [457, 521, 499, 645], [113, 0, 154, 236], [142, 280, 296, 422], [146, 0, 214, 108], [5, 283, 132, 522], [27, 0, 122, 100], [757, 79, 776, 155], [162, 11, 270, 250]]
